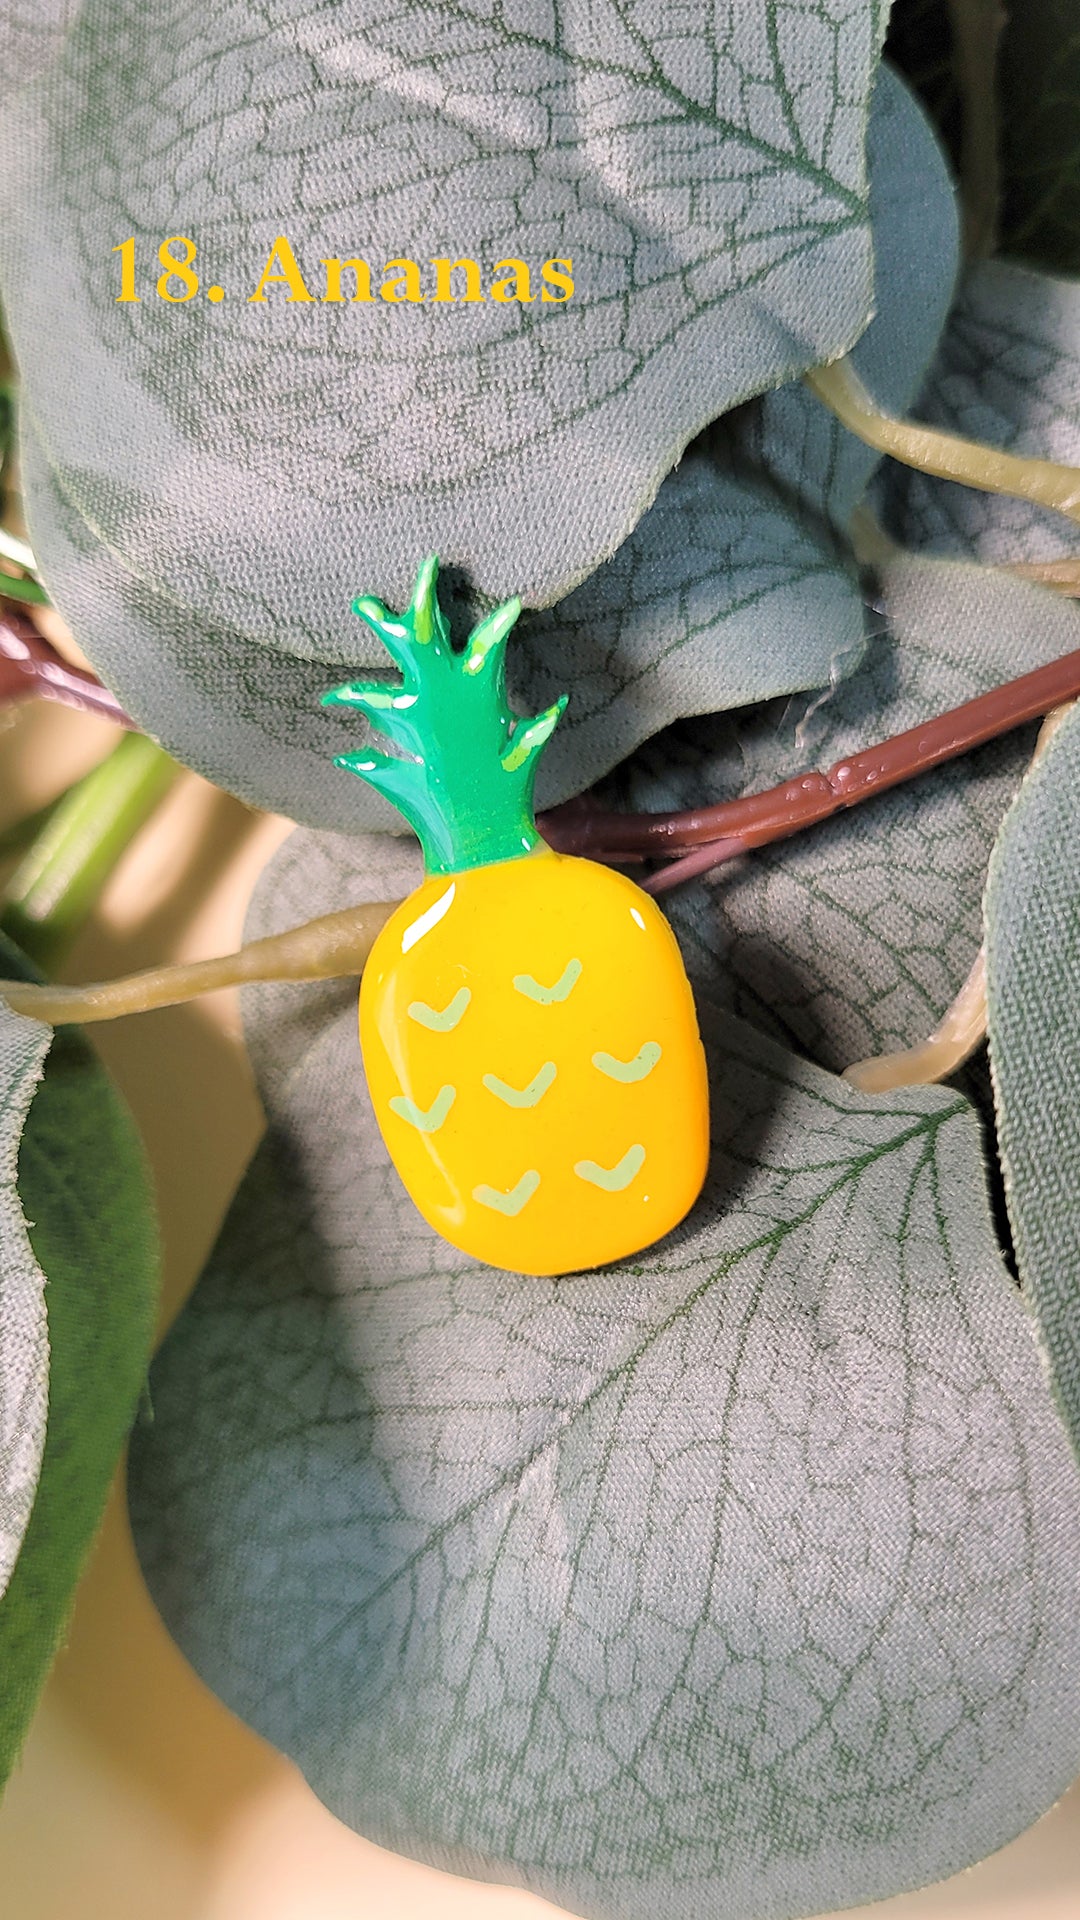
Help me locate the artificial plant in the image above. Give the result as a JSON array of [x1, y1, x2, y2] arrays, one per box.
[[1, 5, 1080, 1919]]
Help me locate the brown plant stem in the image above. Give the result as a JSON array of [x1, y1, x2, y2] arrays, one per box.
[[539, 643, 1080, 868], [641, 838, 744, 896], [8, 641, 1080, 1029]]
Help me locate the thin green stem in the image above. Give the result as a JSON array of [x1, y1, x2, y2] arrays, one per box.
[[806, 359, 1080, 524], [0, 380, 14, 478], [1, 734, 178, 971], [0, 528, 38, 575], [0, 795, 64, 860], [0, 572, 49, 607]]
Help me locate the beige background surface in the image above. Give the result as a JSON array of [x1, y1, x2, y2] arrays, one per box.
[[0, 699, 1077, 1919]]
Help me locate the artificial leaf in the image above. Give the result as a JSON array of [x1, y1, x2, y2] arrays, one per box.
[[0, 971, 52, 1596], [516, 451, 866, 806], [0, 938, 158, 1783], [986, 701, 1080, 1457], [998, 0, 1080, 275], [729, 62, 959, 540], [516, 67, 960, 804], [616, 555, 1080, 1076], [882, 259, 1080, 567], [0, 3, 69, 105], [129, 828, 1080, 1920], [0, 0, 890, 829]]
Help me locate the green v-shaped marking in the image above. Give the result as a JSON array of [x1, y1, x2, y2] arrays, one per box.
[[513, 958, 582, 1004], [473, 1170, 540, 1216], [389, 1084, 456, 1133], [575, 1144, 646, 1191], [408, 987, 471, 1032], [593, 1041, 661, 1083], [483, 1061, 556, 1108]]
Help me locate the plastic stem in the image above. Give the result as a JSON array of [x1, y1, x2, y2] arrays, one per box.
[[540, 642, 1080, 864], [0, 902, 394, 1025], [0, 572, 48, 607], [0, 607, 134, 725], [1, 733, 178, 970], [805, 359, 1080, 525]]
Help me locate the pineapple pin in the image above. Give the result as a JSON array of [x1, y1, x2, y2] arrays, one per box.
[[323, 555, 709, 1277]]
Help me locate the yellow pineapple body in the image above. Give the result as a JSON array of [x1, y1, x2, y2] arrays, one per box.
[[360, 847, 709, 1276]]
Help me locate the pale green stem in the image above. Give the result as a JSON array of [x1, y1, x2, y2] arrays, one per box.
[[0, 902, 395, 1025], [848, 502, 901, 568], [843, 702, 1075, 1091], [1, 733, 178, 971], [0, 570, 49, 607], [0, 528, 38, 575], [806, 359, 1080, 525]]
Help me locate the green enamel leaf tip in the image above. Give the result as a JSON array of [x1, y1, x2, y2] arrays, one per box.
[[321, 556, 568, 878]]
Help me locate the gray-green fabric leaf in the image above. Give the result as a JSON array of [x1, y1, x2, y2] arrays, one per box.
[[514, 65, 959, 803], [986, 701, 1080, 1457], [129, 828, 1080, 1920], [616, 556, 1080, 1075], [882, 260, 1080, 567], [0, 938, 158, 1784], [0, 0, 890, 829], [515, 450, 865, 805], [0, 988, 51, 1596], [0, 3, 69, 106], [731, 62, 959, 539]]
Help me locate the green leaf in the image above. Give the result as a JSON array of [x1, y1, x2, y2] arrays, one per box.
[[0, 4, 70, 104], [513, 66, 959, 806], [516, 66, 961, 808], [883, 259, 1080, 567], [986, 702, 1080, 1456], [516, 450, 867, 805], [129, 828, 1080, 1920], [0, 939, 158, 1784], [731, 62, 959, 540], [0, 0, 891, 829], [998, 0, 1080, 275], [0, 975, 52, 1597], [619, 555, 1080, 1073]]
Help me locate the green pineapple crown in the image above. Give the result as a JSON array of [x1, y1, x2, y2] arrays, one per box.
[[322, 554, 567, 876]]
